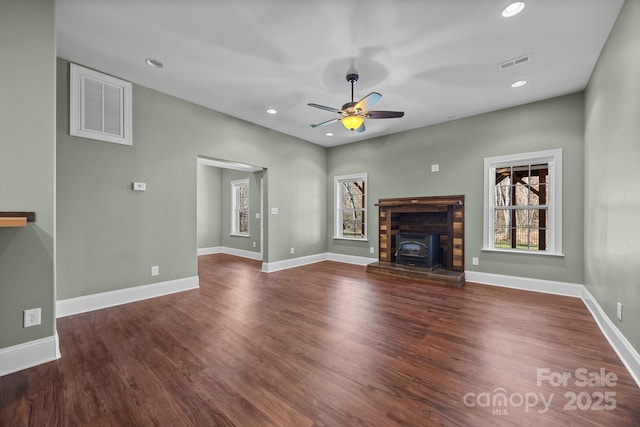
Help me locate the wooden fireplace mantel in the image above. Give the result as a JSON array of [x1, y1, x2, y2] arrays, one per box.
[[375, 195, 465, 272], [0, 212, 36, 228], [375, 195, 464, 208]]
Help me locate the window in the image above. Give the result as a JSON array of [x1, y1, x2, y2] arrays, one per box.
[[483, 149, 562, 254], [70, 63, 132, 145], [231, 179, 249, 236], [335, 173, 367, 239]]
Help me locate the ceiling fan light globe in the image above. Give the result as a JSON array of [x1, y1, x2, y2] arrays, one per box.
[[342, 115, 364, 131]]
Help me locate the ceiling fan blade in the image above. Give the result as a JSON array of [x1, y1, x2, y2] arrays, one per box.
[[355, 122, 366, 133], [366, 110, 405, 119], [310, 118, 339, 128], [355, 92, 382, 112], [308, 103, 342, 114]]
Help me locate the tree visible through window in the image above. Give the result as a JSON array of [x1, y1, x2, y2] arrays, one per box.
[[494, 164, 548, 250], [484, 149, 562, 254], [231, 179, 249, 236], [335, 173, 367, 239]]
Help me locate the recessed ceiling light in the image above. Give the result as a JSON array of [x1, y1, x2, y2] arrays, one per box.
[[266, 108, 278, 115], [511, 80, 527, 88], [145, 58, 163, 69], [502, 2, 525, 18], [325, 132, 334, 137]]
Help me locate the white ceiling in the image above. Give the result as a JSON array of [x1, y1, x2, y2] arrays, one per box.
[[56, 0, 623, 148]]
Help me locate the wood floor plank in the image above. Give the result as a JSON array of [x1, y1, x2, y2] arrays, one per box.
[[1, 253, 639, 426]]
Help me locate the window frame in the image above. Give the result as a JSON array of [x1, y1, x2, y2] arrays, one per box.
[[483, 149, 563, 255], [334, 172, 368, 241], [230, 178, 250, 237]]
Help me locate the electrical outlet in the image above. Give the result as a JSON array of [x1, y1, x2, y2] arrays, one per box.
[[472, 257, 479, 266], [151, 265, 159, 276], [290, 247, 295, 255], [617, 302, 623, 321], [24, 308, 41, 328], [370, 246, 375, 254], [253, 241, 256, 248], [431, 164, 440, 172]]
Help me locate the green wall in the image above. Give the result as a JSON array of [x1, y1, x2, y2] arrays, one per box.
[[57, 59, 326, 300], [328, 93, 585, 284], [197, 163, 222, 248], [0, 0, 56, 348], [585, 0, 640, 352]]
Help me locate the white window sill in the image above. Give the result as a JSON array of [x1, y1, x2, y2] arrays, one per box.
[[333, 236, 368, 242], [481, 247, 564, 257], [229, 234, 250, 238]]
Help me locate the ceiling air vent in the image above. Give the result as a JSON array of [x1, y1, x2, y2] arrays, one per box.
[[499, 54, 532, 71]]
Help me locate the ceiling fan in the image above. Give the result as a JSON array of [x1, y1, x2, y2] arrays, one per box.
[[308, 72, 404, 133]]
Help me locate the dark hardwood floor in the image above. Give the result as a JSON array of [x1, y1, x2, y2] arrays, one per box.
[[2, 254, 639, 426]]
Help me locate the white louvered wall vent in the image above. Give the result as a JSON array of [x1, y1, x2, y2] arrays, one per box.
[[70, 63, 132, 146], [499, 54, 532, 71]]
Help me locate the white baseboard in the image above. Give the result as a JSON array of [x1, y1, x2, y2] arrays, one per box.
[[327, 253, 377, 266], [465, 270, 584, 297], [262, 253, 328, 273], [262, 252, 376, 272], [56, 276, 200, 318], [581, 287, 640, 388], [201, 249, 374, 272], [0, 334, 60, 377], [465, 270, 640, 388], [197, 246, 222, 256], [198, 246, 262, 260]]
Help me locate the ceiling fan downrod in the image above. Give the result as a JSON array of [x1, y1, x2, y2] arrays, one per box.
[[346, 73, 359, 103]]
